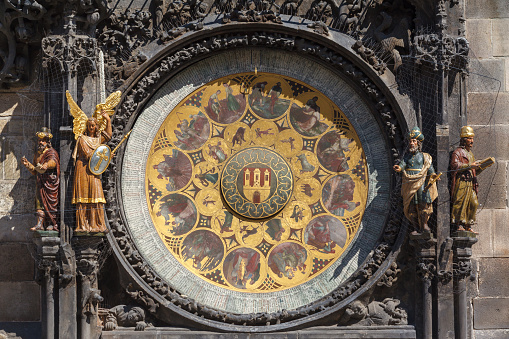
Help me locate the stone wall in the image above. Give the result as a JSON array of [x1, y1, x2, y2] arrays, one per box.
[[466, 0, 509, 337], [0, 91, 42, 338]]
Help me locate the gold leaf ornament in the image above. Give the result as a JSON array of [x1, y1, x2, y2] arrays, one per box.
[[93, 91, 122, 133], [65, 90, 88, 140]]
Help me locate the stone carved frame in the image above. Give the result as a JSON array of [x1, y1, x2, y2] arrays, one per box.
[[103, 23, 414, 331]]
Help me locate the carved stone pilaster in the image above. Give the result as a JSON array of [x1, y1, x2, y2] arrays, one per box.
[[409, 236, 436, 338], [73, 236, 104, 339], [33, 233, 60, 339], [452, 234, 477, 339], [452, 234, 477, 278], [453, 260, 472, 280]]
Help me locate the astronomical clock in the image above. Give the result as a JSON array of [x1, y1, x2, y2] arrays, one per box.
[[111, 48, 396, 330]]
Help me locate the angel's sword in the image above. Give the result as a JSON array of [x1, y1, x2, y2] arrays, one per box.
[[99, 50, 106, 103], [111, 130, 132, 156]]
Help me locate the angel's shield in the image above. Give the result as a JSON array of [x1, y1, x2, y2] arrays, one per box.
[[89, 144, 112, 175]]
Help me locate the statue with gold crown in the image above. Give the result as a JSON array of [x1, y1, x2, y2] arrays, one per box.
[[450, 126, 494, 234], [393, 127, 440, 236], [66, 90, 121, 233]]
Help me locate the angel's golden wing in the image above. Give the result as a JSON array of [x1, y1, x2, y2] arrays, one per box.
[[93, 91, 122, 133], [65, 90, 88, 140]]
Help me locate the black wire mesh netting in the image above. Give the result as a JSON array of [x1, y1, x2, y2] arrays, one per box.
[[12, 31, 501, 295]]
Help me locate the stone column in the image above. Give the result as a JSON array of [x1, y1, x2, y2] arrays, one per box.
[[33, 233, 60, 339], [452, 234, 477, 339], [73, 236, 104, 339], [410, 236, 437, 339]]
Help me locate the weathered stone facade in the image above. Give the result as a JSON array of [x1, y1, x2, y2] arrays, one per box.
[[0, 0, 507, 338], [465, 2, 509, 338]]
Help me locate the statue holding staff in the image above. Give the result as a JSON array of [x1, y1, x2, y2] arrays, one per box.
[[66, 90, 121, 232], [393, 127, 439, 235]]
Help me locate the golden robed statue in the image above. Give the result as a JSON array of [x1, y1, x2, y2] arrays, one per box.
[[66, 90, 121, 233]]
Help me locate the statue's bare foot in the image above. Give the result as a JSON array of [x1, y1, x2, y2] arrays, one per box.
[[465, 226, 478, 234]]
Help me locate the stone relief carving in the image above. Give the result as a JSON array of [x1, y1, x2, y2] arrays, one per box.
[[412, 33, 469, 72], [373, 11, 410, 71], [339, 298, 408, 326], [3, 0, 469, 88], [416, 261, 436, 281], [1, 0, 46, 84], [59, 243, 77, 287], [103, 304, 149, 331], [351, 40, 387, 75], [102, 31, 406, 325], [453, 260, 472, 280], [41, 35, 99, 74], [126, 283, 160, 314], [376, 261, 401, 288]]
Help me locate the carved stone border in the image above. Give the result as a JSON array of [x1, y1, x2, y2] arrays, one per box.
[[103, 26, 407, 331]]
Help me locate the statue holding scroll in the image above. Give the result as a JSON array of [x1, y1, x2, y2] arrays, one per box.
[[66, 90, 121, 232], [450, 126, 494, 233]]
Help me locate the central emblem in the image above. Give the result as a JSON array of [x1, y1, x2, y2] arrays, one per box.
[[221, 147, 293, 219]]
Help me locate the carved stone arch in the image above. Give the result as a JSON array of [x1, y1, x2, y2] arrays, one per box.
[[103, 24, 416, 332]]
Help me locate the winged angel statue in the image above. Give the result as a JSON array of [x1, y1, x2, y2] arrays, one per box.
[[66, 90, 121, 232]]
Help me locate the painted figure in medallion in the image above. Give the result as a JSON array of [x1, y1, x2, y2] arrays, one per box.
[[66, 90, 121, 232], [289, 96, 328, 136], [317, 130, 353, 172], [223, 248, 261, 289], [204, 85, 246, 124], [268, 242, 307, 279], [181, 230, 224, 271], [248, 81, 290, 119], [156, 194, 197, 235], [153, 149, 192, 191], [322, 174, 359, 216], [304, 215, 347, 254], [393, 127, 439, 235], [21, 127, 60, 231], [265, 219, 285, 242], [450, 126, 494, 233], [174, 111, 210, 150]]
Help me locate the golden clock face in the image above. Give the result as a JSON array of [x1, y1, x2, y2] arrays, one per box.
[[145, 73, 368, 293]]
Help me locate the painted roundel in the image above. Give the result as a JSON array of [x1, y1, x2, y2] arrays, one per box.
[[221, 147, 293, 219], [145, 73, 368, 293]]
